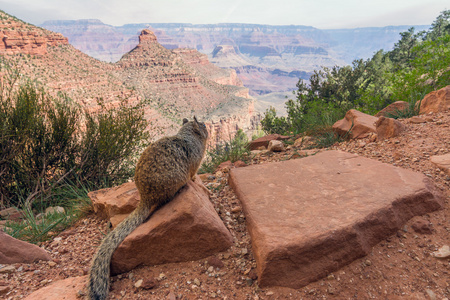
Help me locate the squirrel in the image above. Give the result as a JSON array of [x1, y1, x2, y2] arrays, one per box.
[[87, 117, 209, 300]]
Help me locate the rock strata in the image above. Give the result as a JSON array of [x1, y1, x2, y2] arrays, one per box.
[[229, 150, 443, 289]]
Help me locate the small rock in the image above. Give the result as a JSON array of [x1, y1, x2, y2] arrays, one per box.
[[0, 286, 10, 295], [234, 160, 247, 168], [0, 265, 15, 273], [45, 206, 65, 215], [167, 291, 176, 300], [48, 261, 57, 267], [134, 279, 143, 288], [409, 116, 426, 124], [193, 278, 201, 286], [268, 140, 285, 152], [266, 291, 274, 296], [425, 289, 437, 300], [141, 278, 158, 290], [411, 217, 433, 234], [231, 206, 241, 213], [432, 245, 450, 259]]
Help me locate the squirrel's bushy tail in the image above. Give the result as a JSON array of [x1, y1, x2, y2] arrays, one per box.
[[88, 203, 155, 300]]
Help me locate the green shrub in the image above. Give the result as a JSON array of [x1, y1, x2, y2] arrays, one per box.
[[200, 129, 250, 173], [0, 61, 149, 210]]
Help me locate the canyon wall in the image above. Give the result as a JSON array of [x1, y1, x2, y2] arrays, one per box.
[[1, 11, 258, 145]]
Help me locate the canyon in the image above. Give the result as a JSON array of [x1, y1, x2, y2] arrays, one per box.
[[0, 11, 259, 144], [41, 20, 429, 113]]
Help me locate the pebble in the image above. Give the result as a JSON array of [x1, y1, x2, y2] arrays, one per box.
[[134, 279, 143, 288], [193, 278, 201, 286], [0, 266, 15, 273], [48, 261, 57, 267]]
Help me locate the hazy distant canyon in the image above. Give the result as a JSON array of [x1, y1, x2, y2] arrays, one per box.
[[42, 20, 428, 114]]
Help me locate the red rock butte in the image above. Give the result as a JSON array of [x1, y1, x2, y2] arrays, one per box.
[[138, 29, 158, 45], [229, 150, 443, 288]]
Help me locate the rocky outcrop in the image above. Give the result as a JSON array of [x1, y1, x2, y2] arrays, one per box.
[[229, 150, 443, 288], [0, 11, 68, 56], [333, 109, 378, 139], [0, 231, 51, 263], [89, 178, 233, 274], [419, 85, 450, 114], [2, 12, 259, 146]]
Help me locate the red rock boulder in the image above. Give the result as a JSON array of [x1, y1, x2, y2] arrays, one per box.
[[89, 178, 233, 275], [229, 150, 443, 289], [419, 85, 450, 114], [0, 231, 51, 264], [375, 101, 409, 117], [332, 109, 378, 139], [375, 116, 406, 140]]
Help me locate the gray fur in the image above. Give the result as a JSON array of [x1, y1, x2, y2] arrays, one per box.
[[87, 118, 208, 300]]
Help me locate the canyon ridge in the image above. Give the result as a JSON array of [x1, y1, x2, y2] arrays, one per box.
[[41, 20, 429, 113]]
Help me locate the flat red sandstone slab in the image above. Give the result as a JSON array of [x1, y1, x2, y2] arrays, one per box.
[[229, 150, 443, 289]]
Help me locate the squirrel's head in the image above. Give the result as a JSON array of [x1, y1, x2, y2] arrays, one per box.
[[182, 116, 209, 142]]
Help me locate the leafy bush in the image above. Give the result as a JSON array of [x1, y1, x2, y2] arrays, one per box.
[[200, 129, 250, 173], [261, 10, 450, 139], [0, 61, 149, 210]]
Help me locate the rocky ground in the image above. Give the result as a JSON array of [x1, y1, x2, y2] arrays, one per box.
[[1, 110, 449, 300]]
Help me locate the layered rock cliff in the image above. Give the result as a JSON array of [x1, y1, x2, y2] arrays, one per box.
[[2, 11, 259, 144], [0, 11, 68, 56]]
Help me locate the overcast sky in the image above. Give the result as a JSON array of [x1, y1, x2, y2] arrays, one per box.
[[0, 0, 448, 29]]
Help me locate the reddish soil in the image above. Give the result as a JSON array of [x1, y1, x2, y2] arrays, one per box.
[[2, 111, 449, 300]]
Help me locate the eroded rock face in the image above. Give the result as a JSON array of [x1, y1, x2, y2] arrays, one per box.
[[419, 86, 450, 114], [24, 276, 87, 300], [0, 231, 51, 264], [89, 178, 233, 275], [229, 150, 443, 289], [375, 116, 406, 140], [333, 109, 378, 139]]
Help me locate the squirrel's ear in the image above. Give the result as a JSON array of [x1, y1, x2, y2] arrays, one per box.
[[183, 118, 189, 124], [193, 116, 198, 124]]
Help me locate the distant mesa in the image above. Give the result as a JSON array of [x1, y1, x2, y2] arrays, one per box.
[[212, 45, 237, 58]]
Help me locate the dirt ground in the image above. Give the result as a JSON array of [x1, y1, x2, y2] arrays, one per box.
[[1, 111, 449, 300]]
